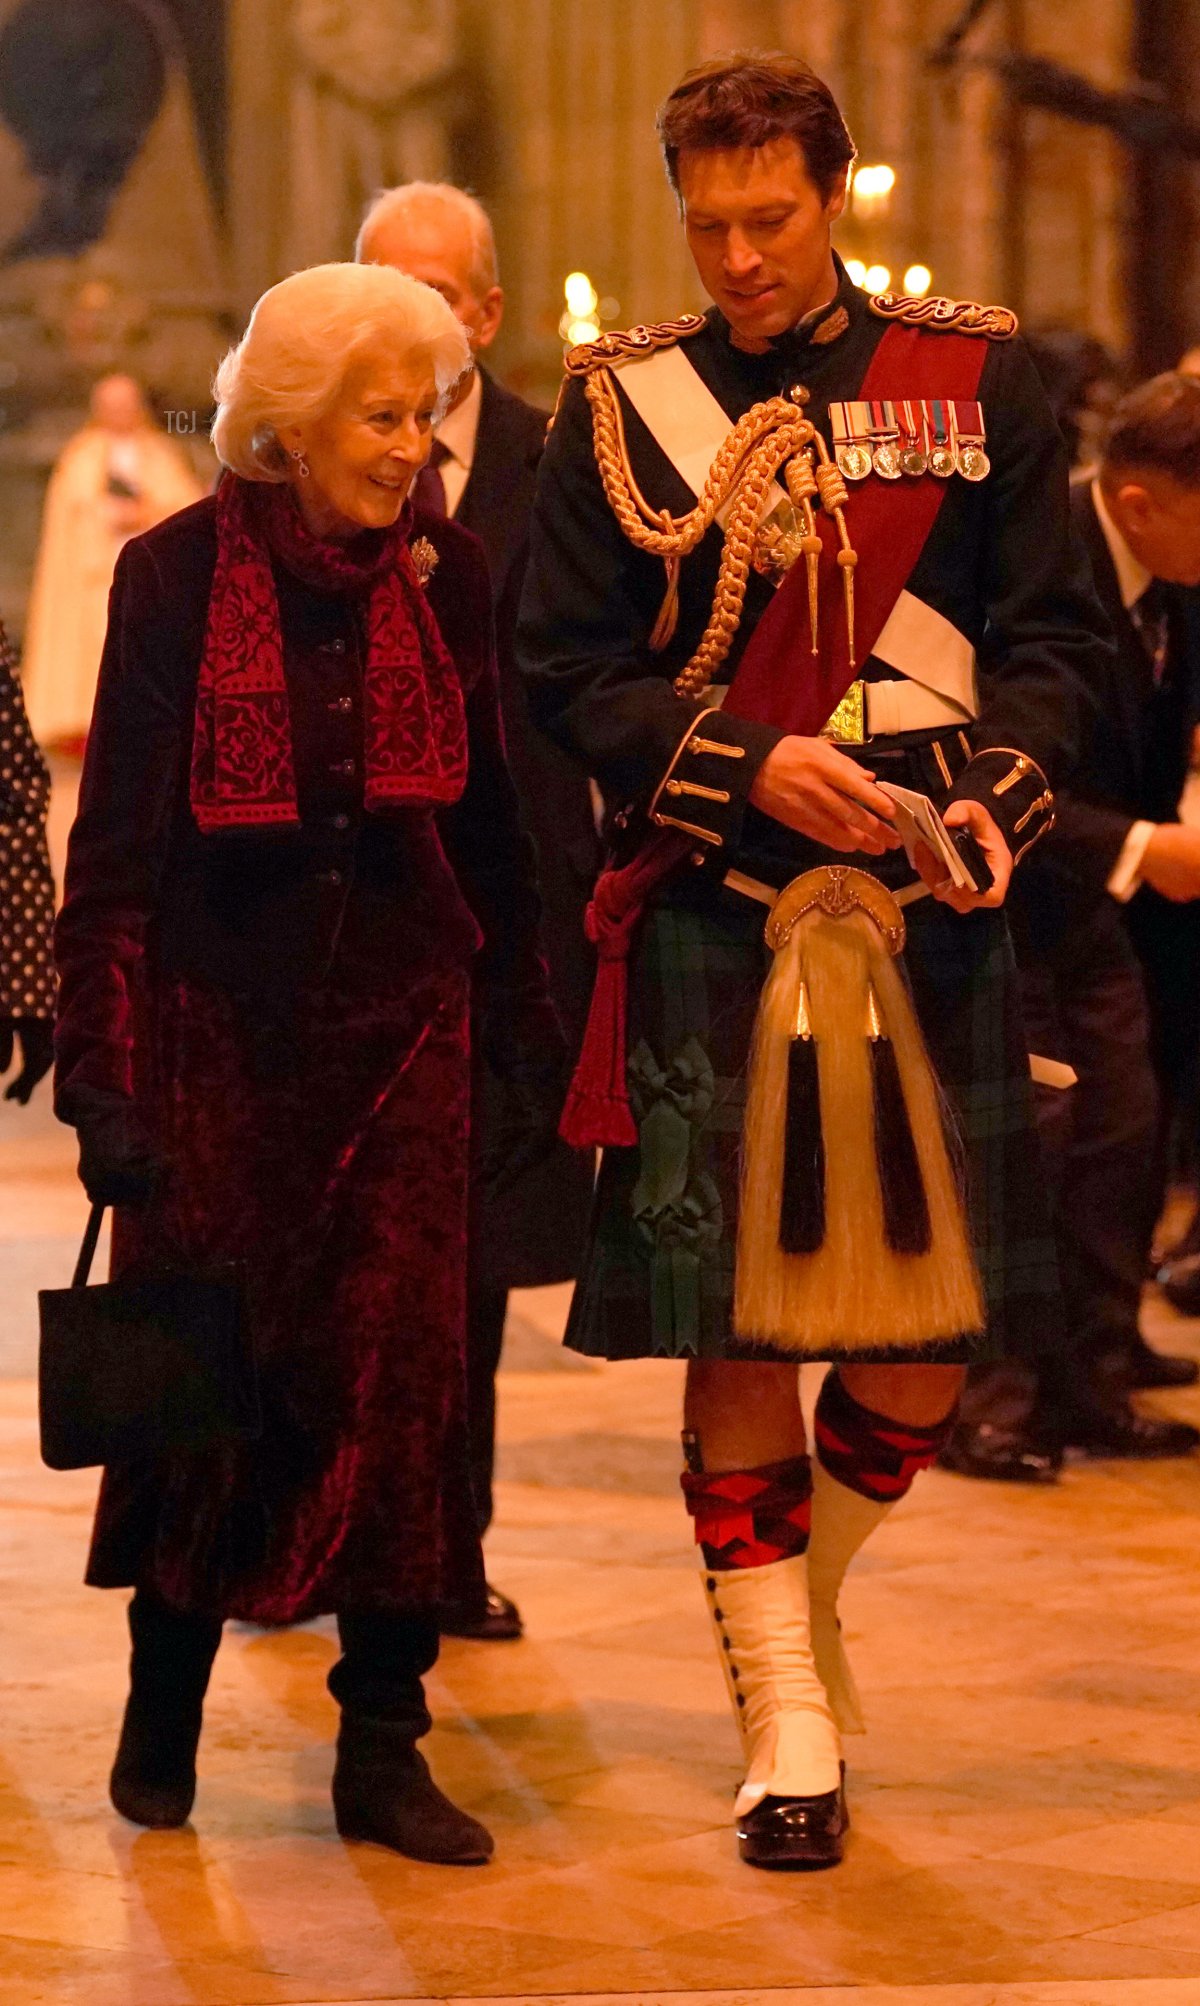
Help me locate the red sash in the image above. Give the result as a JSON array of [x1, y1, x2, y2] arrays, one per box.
[[724, 326, 987, 734], [560, 323, 990, 1150]]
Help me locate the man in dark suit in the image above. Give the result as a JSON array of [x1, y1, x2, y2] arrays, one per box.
[[947, 373, 1200, 1481], [357, 184, 599, 1637]]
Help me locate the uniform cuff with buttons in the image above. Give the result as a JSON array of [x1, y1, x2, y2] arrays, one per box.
[[648, 706, 784, 851], [947, 747, 1055, 864]]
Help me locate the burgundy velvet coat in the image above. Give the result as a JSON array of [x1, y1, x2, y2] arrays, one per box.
[[54, 492, 550, 1624]]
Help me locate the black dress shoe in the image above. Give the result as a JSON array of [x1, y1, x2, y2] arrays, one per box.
[[938, 1422, 1061, 1485], [1125, 1336, 1200, 1390], [738, 1772, 848, 1870], [1061, 1401, 1200, 1460], [1158, 1254, 1200, 1321], [440, 1583, 523, 1642]]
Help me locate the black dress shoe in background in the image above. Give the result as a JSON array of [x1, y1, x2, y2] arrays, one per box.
[[938, 1421, 1061, 1485], [1125, 1334, 1200, 1390], [440, 1583, 524, 1641], [1158, 1254, 1200, 1321], [1061, 1399, 1200, 1461], [738, 1773, 849, 1870]]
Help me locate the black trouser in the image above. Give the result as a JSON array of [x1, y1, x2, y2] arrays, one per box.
[[464, 1280, 508, 1540], [1127, 891, 1200, 1199], [959, 903, 1160, 1432], [1025, 914, 1161, 1381]]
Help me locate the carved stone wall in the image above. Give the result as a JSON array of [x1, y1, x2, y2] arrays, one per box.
[[223, 0, 1140, 400], [0, 0, 1154, 635], [468, 0, 1135, 398], [0, 0, 228, 635]]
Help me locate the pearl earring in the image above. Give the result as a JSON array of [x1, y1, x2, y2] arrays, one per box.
[[290, 447, 310, 478]]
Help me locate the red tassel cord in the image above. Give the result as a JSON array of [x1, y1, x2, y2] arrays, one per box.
[[558, 830, 692, 1150]]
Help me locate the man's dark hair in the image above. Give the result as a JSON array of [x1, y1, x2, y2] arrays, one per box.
[[1103, 372, 1200, 490], [657, 51, 856, 201]]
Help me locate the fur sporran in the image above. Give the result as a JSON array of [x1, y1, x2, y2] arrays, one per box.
[[734, 868, 983, 1353]]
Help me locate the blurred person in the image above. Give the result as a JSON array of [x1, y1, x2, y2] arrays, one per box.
[[0, 618, 55, 1103], [1023, 326, 1123, 472], [53, 262, 562, 1865], [21, 374, 202, 750], [519, 52, 1102, 1869], [947, 373, 1200, 1481], [357, 181, 598, 1643]]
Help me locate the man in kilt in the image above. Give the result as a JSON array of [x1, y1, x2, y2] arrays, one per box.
[[518, 52, 1110, 1870]]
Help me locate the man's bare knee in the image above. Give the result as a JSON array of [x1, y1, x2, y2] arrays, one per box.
[[684, 1357, 805, 1468], [838, 1361, 965, 1426]]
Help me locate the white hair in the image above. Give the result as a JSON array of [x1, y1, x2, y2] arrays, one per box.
[[355, 181, 499, 296], [211, 261, 470, 481]]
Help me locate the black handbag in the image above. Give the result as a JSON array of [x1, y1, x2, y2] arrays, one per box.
[[38, 1205, 261, 1472]]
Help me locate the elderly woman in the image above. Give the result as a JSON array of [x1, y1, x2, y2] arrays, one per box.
[[53, 263, 560, 1866]]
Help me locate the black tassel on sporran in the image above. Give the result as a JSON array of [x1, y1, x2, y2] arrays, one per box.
[[868, 993, 932, 1255], [779, 983, 826, 1254]]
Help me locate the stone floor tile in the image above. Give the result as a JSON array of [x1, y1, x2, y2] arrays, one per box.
[[9, 1054, 1200, 2002], [993, 1814, 1200, 1884]]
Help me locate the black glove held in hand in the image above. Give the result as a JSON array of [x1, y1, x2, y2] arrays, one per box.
[[478, 999, 570, 1200], [479, 1067, 569, 1199], [0, 1018, 54, 1105], [67, 1087, 166, 1207]]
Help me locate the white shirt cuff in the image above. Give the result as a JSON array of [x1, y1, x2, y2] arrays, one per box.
[[1107, 820, 1156, 902]]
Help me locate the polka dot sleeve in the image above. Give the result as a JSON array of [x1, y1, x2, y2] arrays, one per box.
[[0, 619, 57, 1022]]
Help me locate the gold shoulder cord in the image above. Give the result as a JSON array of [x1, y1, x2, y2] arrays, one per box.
[[868, 292, 1019, 341], [582, 361, 859, 699]]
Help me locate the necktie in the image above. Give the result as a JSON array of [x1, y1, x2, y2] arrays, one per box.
[[413, 438, 452, 518], [1132, 581, 1169, 686]]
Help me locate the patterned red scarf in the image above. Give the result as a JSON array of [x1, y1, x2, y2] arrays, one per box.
[[190, 478, 467, 834]]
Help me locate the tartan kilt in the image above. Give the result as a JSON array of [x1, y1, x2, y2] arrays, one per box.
[[564, 873, 1058, 1365]]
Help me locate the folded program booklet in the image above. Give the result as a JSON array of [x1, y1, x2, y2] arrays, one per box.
[[877, 782, 979, 893]]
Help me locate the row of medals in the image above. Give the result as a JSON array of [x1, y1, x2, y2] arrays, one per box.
[[836, 431, 990, 484]]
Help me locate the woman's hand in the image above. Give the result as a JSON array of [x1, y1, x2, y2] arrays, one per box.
[[67, 1087, 167, 1207], [749, 736, 903, 856], [915, 799, 1013, 913], [479, 1059, 569, 1198]]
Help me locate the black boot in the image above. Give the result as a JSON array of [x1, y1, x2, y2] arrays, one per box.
[[110, 1589, 222, 1829], [329, 1611, 493, 1865]]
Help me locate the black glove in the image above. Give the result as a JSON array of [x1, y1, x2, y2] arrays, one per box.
[[0, 1018, 54, 1105], [478, 1065, 569, 1199], [64, 1086, 166, 1207], [478, 1000, 570, 1200]]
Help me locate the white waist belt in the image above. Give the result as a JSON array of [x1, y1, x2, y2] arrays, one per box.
[[865, 681, 975, 738], [722, 875, 1075, 1092]]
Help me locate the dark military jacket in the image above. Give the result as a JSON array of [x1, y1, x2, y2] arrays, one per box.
[[455, 369, 598, 1289], [517, 258, 1112, 877]]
